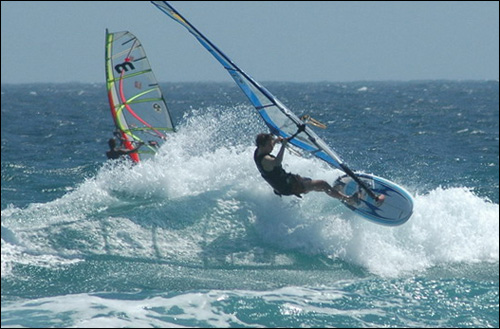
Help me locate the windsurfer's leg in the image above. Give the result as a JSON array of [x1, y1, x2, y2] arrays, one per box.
[[308, 180, 360, 204], [307, 179, 332, 193], [304, 179, 343, 198], [298, 177, 360, 204]]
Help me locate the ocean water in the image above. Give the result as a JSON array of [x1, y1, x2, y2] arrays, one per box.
[[1, 81, 498, 328]]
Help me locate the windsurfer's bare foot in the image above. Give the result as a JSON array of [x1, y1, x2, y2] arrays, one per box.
[[375, 194, 385, 206]]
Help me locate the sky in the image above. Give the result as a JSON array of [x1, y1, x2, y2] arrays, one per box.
[[1, 1, 499, 84]]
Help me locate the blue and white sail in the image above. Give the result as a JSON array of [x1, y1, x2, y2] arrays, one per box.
[[150, 1, 344, 170], [151, 1, 414, 225]]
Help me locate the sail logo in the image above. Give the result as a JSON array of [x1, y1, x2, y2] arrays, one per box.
[[153, 103, 162, 113], [115, 61, 135, 74]]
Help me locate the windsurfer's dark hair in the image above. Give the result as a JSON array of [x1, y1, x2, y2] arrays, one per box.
[[255, 133, 273, 147]]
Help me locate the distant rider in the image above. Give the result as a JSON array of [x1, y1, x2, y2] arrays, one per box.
[[106, 138, 144, 160]]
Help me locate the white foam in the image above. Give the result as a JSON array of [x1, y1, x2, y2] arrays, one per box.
[[251, 185, 498, 277], [1, 107, 498, 277]]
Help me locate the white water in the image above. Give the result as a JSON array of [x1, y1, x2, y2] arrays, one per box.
[[2, 109, 499, 278]]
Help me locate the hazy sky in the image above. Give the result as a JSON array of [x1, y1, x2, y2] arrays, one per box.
[[1, 1, 499, 84]]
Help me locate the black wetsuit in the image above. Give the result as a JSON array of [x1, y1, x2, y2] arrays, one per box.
[[254, 149, 303, 197], [106, 148, 130, 160]]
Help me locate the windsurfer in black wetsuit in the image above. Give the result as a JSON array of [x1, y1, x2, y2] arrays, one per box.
[[106, 138, 144, 160], [254, 133, 360, 203]]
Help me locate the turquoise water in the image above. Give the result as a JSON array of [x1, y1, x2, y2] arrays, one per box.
[[1, 81, 498, 327]]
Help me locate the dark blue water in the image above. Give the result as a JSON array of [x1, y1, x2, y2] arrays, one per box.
[[1, 81, 498, 327]]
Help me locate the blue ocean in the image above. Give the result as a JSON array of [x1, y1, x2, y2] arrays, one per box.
[[1, 81, 498, 328]]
